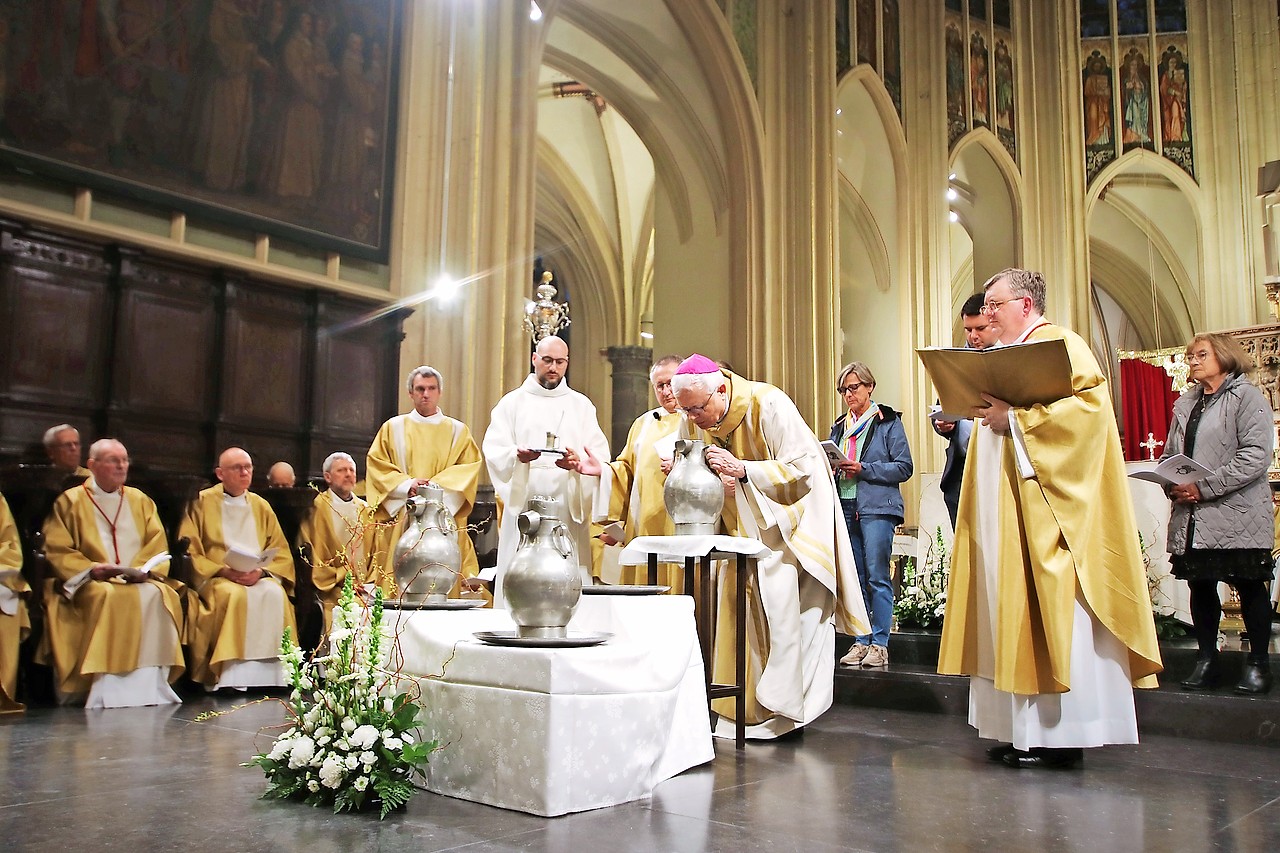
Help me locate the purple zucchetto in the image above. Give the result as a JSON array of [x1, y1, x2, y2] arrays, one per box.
[[675, 353, 720, 375]]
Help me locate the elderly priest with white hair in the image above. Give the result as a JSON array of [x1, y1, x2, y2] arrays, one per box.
[[181, 447, 296, 690], [39, 439, 184, 708], [299, 451, 375, 630], [576, 354, 868, 739]]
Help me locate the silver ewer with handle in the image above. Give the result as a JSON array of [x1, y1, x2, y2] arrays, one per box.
[[391, 483, 461, 604], [504, 495, 581, 638], [664, 438, 724, 535]]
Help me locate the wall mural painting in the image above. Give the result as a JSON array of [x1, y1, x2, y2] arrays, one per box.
[[1118, 42, 1155, 153], [883, 0, 901, 118], [969, 31, 990, 129], [947, 15, 962, 146], [993, 36, 1015, 160], [0, 0, 403, 262], [1082, 43, 1117, 183], [945, 16, 967, 147], [1158, 39, 1193, 177]]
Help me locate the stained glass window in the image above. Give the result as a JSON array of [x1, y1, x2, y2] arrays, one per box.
[[1080, 0, 1111, 38], [1117, 0, 1149, 35], [1154, 0, 1187, 32]]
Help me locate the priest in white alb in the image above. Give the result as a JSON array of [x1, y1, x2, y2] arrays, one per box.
[[483, 335, 610, 604], [577, 354, 869, 739], [1, 491, 31, 712], [299, 452, 374, 630], [365, 366, 483, 595], [594, 354, 685, 588], [181, 447, 296, 690], [39, 439, 184, 708], [938, 268, 1163, 769]]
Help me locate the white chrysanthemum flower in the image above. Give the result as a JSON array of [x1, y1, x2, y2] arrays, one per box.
[[307, 779, 320, 793], [286, 736, 316, 769], [360, 750, 377, 766], [353, 776, 369, 792], [345, 753, 361, 770], [268, 736, 293, 761], [383, 736, 402, 752], [350, 724, 379, 750], [319, 754, 345, 788]]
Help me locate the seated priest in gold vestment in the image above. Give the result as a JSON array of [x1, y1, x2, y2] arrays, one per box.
[[39, 439, 184, 708], [0, 491, 30, 712], [181, 447, 296, 690], [43, 424, 90, 478], [298, 452, 374, 630]]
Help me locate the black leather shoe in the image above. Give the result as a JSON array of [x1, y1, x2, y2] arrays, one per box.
[[1235, 661, 1273, 695], [986, 743, 1016, 762], [1001, 747, 1084, 769], [1180, 657, 1219, 691]]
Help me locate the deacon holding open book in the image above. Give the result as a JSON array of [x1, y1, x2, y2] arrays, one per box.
[[40, 439, 185, 708], [936, 268, 1162, 769], [181, 447, 296, 690]]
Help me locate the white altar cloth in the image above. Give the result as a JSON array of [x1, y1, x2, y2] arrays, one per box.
[[388, 595, 714, 816]]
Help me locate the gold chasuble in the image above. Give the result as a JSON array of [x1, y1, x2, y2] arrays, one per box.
[[0, 493, 30, 712], [605, 408, 683, 586], [938, 324, 1162, 696], [40, 484, 184, 696], [180, 485, 297, 686], [692, 372, 869, 739], [298, 490, 375, 629], [365, 412, 482, 593]]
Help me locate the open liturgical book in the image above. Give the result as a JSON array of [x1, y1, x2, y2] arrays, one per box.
[[1126, 454, 1212, 487], [916, 339, 1074, 419], [62, 551, 170, 599], [224, 545, 280, 573]]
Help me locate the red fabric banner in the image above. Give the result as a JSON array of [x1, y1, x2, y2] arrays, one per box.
[[1120, 358, 1181, 461]]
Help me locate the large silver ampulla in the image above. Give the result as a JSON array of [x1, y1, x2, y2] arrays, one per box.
[[391, 483, 461, 604], [504, 495, 581, 638], [663, 438, 724, 535]]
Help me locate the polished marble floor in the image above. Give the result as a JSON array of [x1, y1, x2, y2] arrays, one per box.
[[2, 695, 1276, 853]]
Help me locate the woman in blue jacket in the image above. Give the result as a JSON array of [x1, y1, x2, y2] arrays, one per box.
[[830, 362, 914, 668]]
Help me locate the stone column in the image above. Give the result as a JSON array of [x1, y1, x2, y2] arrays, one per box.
[[606, 345, 654, 452], [753, 0, 838, 426]]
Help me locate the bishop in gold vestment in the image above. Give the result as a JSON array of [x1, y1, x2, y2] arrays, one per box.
[[181, 448, 296, 689], [668, 356, 869, 739]]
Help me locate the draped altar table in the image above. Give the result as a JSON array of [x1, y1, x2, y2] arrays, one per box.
[[389, 595, 714, 816]]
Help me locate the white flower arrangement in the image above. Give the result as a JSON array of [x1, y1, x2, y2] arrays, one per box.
[[246, 575, 436, 818], [892, 526, 950, 630]]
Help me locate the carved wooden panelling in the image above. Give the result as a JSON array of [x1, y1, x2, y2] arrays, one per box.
[[113, 263, 217, 418], [0, 223, 406, 478], [0, 234, 109, 407], [222, 284, 310, 427], [315, 335, 380, 432]]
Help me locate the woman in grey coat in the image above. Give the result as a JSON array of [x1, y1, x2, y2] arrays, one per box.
[[1162, 333, 1274, 694]]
